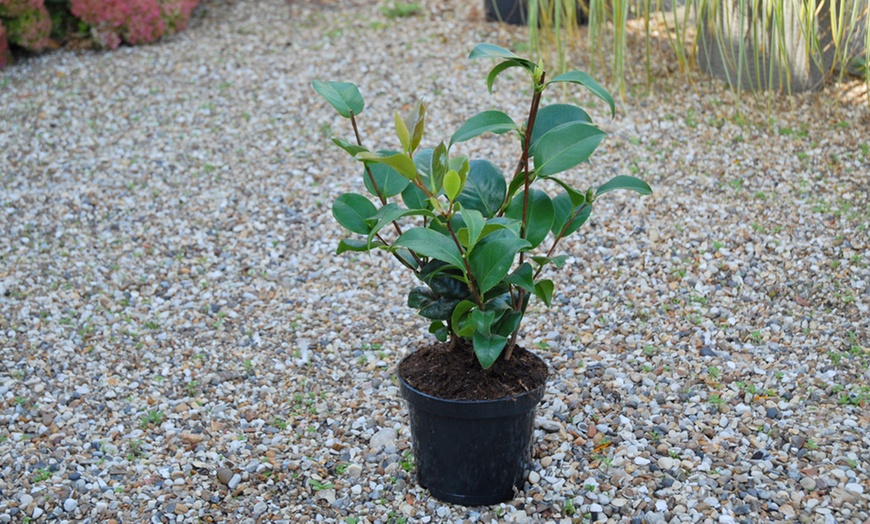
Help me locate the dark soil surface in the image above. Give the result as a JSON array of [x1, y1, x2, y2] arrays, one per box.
[[397, 340, 548, 401]]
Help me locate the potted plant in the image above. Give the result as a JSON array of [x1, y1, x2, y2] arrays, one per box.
[[314, 43, 651, 505]]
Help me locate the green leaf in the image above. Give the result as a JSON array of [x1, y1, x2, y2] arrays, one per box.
[[469, 44, 535, 68], [533, 279, 554, 307], [429, 142, 449, 195], [395, 111, 411, 152], [470, 308, 502, 337], [402, 183, 430, 210], [420, 298, 461, 320], [547, 71, 615, 117], [312, 80, 364, 118], [529, 104, 591, 155], [366, 204, 435, 246], [451, 300, 477, 337], [531, 254, 568, 268], [485, 60, 526, 93], [504, 262, 535, 292], [459, 208, 485, 252], [545, 177, 586, 206], [473, 332, 508, 369], [494, 310, 523, 338], [363, 162, 411, 199], [505, 189, 555, 249], [332, 193, 377, 235], [450, 156, 470, 179], [404, 101, 426, 153], [444, 170, 462, 202], [395, 228, 465, 271], [594, 175, 652, 197], [336, 238, 385, 254], [534, 123, 606, 177], [408, 286, 436, 309], [552, 191, 592, 237], [356, 151, 418, 180], [429, 321, 448, 342], [469, 43, 521, 60], [469, 237, 531, 294], [450, 110, 517, 147], [332, 138, 369, 157], [456, 160, 506, 218]]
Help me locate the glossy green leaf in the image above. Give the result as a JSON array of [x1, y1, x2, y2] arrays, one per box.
[[529, 104, 591, 155], [531, 254, 568, 268], [408, 286, 436, 309], [450, 156, 470, 179], [504, 262, 535, 292], [395, 228, 465, 271], [401, 183, 429, 210], [473, 332, 508, 369], [429, 321, 448, 342], [534, 123, 606, 177], [469, 43, 532, 63], [450, 110, 517, 147], [494, 310, 523, 338], [595, 175, 653, 197], [471, 308, 503, 337], [363, 162, 411, 198], [428, 142, 449, 195], [505, 189, 555, 249], [444, 170, 461, 201], [356, 151, 418, 180], [456, 160, 506, 218], [420, 298, 461, 320], [547, 71, 615, 117], [332, 193, 377, 235], [451, 300, 477, 337], [428, 275, 470, 300], [534, 279, 554, 307], [366, 204, 435, 246], [332, 138, 368, 157], [552, 192, 592, 238], [336, 238, 384, 254], [485, 60, 526, 93], [405, 101, 426, 153], [312, 80, 364, 118], [395, 111, 411, 152], [459, 208, 485, 252], [469, 237, 531, 294], [545, 177, 586, 207]]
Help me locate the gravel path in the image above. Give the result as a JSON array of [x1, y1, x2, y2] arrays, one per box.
[[1, 0, 869, 522]]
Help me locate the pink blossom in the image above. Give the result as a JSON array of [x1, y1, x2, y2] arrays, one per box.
[[70, 0, 201, 49], [0, 0, 43, 18], [2, 2, 51, 51]]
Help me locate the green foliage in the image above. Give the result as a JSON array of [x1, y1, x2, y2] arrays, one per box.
[[314, 44, 651, 370]]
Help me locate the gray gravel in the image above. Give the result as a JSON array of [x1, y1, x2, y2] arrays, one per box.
[[1, 0, 869, 522]]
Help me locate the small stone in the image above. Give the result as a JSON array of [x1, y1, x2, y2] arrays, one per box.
[[174, 503, 188, 514], [657, 457, 675, 470], [540, 456, 553, 468], [700, 346, 718, 357], [765, 407, 780, 419], [346, 464, 362, 479], [216, 468, 233, 485], [253, 501, 268, 515], [634, 457, 651, 466], [844, 482, 864, 495], [611, 497, 627, 508], [63, 499, 77, 512], [180, 431, 205, 444], [733, 504, 750, 515], [19, 494, 33, 507], [227, 473, 242, 490], [31, 508, 44, 519], [317, 489, 336, 505], [643, 512, 666, 524], [528, 471, 540, 484], [800, 477, 816, 490], [536, 418, 562, 432], [370, 428, 397, 450]]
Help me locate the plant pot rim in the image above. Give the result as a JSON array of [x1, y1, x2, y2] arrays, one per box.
[[397, 351, 548, 419]]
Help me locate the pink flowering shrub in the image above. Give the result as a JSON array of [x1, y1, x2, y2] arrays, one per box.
[[0, 0, 51, 51], [70, 0, 200, 49], [0, 0, 43, 18]]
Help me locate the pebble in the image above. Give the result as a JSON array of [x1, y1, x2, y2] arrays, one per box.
[[216, 468, 234, 486], [63, 499, 77, 513]]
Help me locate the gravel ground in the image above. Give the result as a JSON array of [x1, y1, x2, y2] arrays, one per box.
[[1, 0, 869, 522]]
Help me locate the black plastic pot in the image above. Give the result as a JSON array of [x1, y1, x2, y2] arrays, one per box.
[[398, 363, 546, 506], [484, 0, 529, 25]]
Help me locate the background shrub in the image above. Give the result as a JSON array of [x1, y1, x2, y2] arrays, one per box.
[[0, 0, 201, 68]]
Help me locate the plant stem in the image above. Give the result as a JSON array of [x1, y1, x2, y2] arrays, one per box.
[[350, 111, 423, 269], [505, 72, 546, 362], [444, 219, 484, 309]]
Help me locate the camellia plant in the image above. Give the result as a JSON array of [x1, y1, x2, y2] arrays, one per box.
[[314, 43, 651, 370]]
